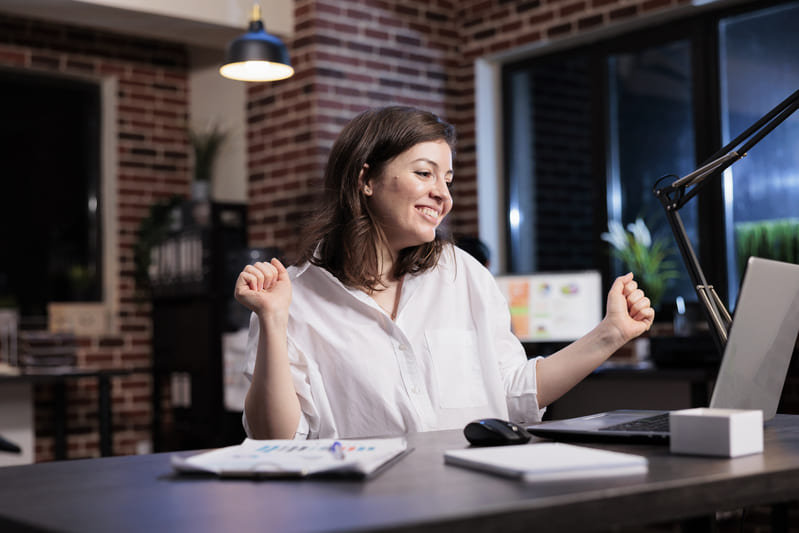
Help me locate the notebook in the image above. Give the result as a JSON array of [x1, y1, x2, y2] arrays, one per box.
[[527, 257, 799, 443], [171, 437, 409, 479], [444, 442, 647, 481]]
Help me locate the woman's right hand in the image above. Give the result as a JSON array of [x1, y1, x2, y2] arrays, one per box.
[[234, 258, 292, 317], [236, 258, 299, 439]]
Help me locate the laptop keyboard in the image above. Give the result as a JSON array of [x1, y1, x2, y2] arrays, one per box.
[[598, 413, 670, 433]]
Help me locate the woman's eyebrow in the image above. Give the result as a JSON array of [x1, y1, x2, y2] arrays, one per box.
[[412, 158, 453, 175]]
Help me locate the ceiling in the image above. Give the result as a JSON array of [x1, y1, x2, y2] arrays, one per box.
[[0, 0, 293, 51]]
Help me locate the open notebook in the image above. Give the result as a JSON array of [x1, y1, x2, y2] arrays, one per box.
[[171, 437, 409, 479], [528, 257, 799, 443]]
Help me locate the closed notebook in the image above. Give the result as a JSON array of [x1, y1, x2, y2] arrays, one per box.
[[444, 442, 647, 481]]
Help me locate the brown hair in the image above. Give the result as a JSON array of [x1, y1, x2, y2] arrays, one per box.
[[297, 106, 457, 291]]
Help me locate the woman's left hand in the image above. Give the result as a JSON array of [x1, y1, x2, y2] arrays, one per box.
[[604, 272, 655, 343], [535, 272, 656, 408]]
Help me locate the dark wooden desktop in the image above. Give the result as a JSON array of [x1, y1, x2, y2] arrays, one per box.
[[2, 415, 799, 532]]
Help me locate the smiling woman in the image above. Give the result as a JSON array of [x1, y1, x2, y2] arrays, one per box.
[[232, 106, 654, 442]]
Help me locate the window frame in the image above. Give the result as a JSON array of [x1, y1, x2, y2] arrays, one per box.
[[0, 67, 119, 332]]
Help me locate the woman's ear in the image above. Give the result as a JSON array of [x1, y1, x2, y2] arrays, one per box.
[[358, 163, 373, 196]]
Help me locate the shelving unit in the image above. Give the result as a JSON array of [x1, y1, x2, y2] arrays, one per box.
[[150, 200, 249, 452]]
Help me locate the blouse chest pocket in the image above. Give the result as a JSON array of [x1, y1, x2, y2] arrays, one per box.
[[426, 329, 489, 409]]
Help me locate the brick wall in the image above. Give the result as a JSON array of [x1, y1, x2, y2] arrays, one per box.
[[0, 14, 191, 460]]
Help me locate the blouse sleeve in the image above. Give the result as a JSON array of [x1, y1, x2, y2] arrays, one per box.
[[241, 312, 313, 440]]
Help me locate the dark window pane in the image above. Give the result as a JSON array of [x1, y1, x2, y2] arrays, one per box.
[[719, 2, 799, 306], [0, 71, 102, 316], [606, 40, 696, 308]]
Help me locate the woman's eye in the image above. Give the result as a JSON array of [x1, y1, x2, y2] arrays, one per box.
[[416, 171, 432, 178]]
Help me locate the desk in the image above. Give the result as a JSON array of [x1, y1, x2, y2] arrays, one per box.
[[0, 368, 137, 460], [2, 416, 799, 532]]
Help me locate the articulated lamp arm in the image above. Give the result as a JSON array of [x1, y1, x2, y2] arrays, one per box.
[[652, 88, 799, 355]]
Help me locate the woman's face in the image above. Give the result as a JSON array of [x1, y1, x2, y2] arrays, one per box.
[[363, 140, 453, 254]]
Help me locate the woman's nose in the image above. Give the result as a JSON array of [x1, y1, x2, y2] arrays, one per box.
[[431, 175, 451, 201]]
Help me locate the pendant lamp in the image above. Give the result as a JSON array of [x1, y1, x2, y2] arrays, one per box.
[[219, 4, 294, 82]]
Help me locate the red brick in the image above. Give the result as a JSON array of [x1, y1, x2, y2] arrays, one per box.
[[643, 0, 672, 10], [561, 1, 588, 17], [0, 49, 27, 65]]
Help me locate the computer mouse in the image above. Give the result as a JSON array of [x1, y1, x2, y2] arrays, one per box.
[[463, 418, 532, 446]]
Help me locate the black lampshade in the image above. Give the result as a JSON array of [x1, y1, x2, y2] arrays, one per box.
[[220, 4, 294, 82]]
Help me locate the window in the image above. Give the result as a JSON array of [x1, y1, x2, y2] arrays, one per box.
[[606, 39, 697, 304], [0, 70, 102, 316], [502, 0, 799, 315], [718, 2, 799, 305]]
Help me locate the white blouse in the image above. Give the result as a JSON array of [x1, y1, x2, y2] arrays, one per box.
[[243, 245, 545, 439]]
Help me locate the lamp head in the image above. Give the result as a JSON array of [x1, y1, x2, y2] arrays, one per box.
[[219, 4, 294, 82]]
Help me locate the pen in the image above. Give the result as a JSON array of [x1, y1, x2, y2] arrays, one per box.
[[329, 441, 346, 460]]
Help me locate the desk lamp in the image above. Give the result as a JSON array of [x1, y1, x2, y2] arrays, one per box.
[[219, 3, 294, 82], [653, 88, 799, 355]]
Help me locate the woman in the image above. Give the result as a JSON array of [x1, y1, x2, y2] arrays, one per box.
[[234, 106, 654, 440]]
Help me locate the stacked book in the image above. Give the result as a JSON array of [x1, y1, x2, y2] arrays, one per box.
[[18, 332, 77, 372]]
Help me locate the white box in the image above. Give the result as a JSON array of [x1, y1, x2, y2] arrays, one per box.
[[669, 408, 763, 457]]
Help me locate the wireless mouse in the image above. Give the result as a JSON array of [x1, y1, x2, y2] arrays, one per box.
[[463, 418, 532, 446]]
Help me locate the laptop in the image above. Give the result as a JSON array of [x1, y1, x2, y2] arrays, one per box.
[[527, 256, 799, 443]]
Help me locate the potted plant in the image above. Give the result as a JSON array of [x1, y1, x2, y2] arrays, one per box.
[[601, 217, 679, 311], [188, 124, 227, 201]]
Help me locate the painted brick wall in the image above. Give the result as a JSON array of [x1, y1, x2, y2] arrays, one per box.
[[0, 14, 191, 461]]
